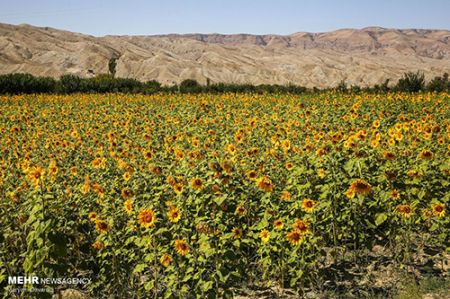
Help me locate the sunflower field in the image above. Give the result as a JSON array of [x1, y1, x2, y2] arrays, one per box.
[[0, 92, 449, 298]]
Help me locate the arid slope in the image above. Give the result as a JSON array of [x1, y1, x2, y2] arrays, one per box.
[[0, 23, 449, 87]]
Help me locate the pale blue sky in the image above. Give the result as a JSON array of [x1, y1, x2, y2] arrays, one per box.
[[0, 0, 449, 36]]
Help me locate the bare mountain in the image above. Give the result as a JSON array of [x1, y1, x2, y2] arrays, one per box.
[[0, 23, 449, 88]]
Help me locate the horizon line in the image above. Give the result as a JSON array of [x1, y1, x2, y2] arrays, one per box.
[[2, 22, 449, 38]]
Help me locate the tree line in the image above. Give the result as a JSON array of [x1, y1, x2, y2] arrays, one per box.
[[0, 71, 448, 95]]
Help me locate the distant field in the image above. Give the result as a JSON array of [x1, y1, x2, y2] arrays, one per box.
[[0, 92, 449, 298]]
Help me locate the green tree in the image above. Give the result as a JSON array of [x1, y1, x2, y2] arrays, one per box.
[[108, 58, 117, 77]]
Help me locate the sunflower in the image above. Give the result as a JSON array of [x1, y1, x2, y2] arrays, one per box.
[[316, 148, 327, 156], [280, 190, 291, 201], [174, 148, 184, 160], [370, 139, 380, 148], [273, 219, 284, 230], [167, 206, 181, 222], [221, 161, 234, 173], [138, 208, 157, 228], [121, 187, 134, 200], [81, 183, 91, 194], [93, 183, 105, 199], [286, 230, 304, 246], [92, 241, 104, 250], [234, 133, 244, 144], [317, 168, 326, 178], [8, 191, 19, 203], [390, 189, 401, 200], [95, 219, 109, 234], [123, 171, 132, 182], [281, 139, 291, 151], [423, 133, 432, 141], [256, 176, 274, 192], [407, 170, 422, 178], [71, 130, 79, 138], [348, 179, 371, 196], [143, 150, 153, 161], [301, 198, 316, 213], [419, 149, 433, 160], [432, 203, 445, 217], [396, 204, 414, 218], [383, 151, 396, 160], [166, 175, 176, 186], [48, 160, 58, 179], [88, 212, 97, 222], [259, 229, 270, 243], [247, 147, 259, 156], [422, 209, 433, 218], [292, 219, 309, 234], [345, 189, 355, 199], [395, 133, 403, 141], [285, 162, 294, 171], [174, 239, 190, 256], [235, 205, 247, 217], [246, 170, 257, 180], [27, 166, 45, 187], [192, 137, 201, 147], [225, 143, 236, 155], [232, 227, 243, 239], [173, 183, 184, 195], [196, 223, 214, 235], [91, 158, 101, 168], [124, 199, 133, 215], [160, 254, 173, 267], [190, 178, 203, 191], [70, 166, 78, 176], [149, 165, 162, 176]]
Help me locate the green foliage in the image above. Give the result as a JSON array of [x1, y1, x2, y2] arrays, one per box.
[[108, 58, 117, 78], [1, 71, 450, 94], [180, 79, 202, 93], [427, 73, 449, 92], [58, 74, 85, 93], [0, 92, 449, 297], [88, 74, 142, 93], [337, 80, 348, 93], [395, 71, 425, 92], [144, 80, 162, 94], [372, 79, 391, 93], [0, 73, 56, 94], [394, 275, 450, 299]]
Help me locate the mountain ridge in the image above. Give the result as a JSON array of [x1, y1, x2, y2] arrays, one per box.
[[1, 22, 449, 87]]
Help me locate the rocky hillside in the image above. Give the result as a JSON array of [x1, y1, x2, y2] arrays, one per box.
[[0, 23, 449, 87]]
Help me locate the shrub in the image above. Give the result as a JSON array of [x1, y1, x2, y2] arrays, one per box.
[[58, 74, 85, 93], [0, 73, 56, 94], [180, 79, 202, 93], [427, 73, 449, 92], [144, 80, 161, 94], [395, 71, 425, 92]]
